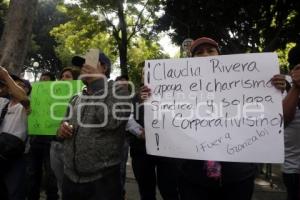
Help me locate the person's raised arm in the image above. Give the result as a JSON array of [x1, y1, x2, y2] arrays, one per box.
[[282, 65, 300, 124], [0, 66, 28, 102]]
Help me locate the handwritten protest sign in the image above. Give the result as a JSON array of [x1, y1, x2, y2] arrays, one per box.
[[144, 53, 284, 163], [28, 80, 83, 135]]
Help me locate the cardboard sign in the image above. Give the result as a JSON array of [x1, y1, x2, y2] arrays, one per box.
[[144, 53, 284, 163], [28, 80, 83, 135]]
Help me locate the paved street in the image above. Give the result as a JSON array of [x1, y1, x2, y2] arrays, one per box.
[[252, 164, 286, 200], [40, 162, 286, 200], [125, 159, 286, 200]]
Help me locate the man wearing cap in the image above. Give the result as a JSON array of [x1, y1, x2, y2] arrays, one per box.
[[179, 37, 287, 200], [175, 37, 257, 200], [140, 37, 286, 200], [0, 66, 31, 200], [58, 49, 130, 200]]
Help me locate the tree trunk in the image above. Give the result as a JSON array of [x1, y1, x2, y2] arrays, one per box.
[[117, 0, 128, 77], [0, 0, 38, 75]]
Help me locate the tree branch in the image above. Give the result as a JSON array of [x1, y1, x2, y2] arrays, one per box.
[[128, 12, 152, 41], [127, 0, 150, 41], [99, 9, 121, 42]]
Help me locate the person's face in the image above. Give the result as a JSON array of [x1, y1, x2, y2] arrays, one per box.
[[193, 44, 219, 57], [116, 78, 129, 89], [61, 70, 73, 81], [40, 75, 51, 82]]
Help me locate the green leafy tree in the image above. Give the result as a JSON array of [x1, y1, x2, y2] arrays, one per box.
[[157, 0, 300, 55], [276, 42, 296, 73], [128, 37, 168, 86], [50, 4, 166, 86], [50, 4, 117, 67], [68, 0, 161, 76], [25, 0, 69, 77]]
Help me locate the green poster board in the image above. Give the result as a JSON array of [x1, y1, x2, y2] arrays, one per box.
[[28, 80, 84, 135]]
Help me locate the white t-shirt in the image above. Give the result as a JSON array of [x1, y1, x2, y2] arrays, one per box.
[[126, 113, 143, 137], [0, 97, 27, 141]]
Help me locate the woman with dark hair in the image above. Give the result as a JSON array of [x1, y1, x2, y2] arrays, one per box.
[[0, 68, 30, 200], [59, 67, 80, 81]]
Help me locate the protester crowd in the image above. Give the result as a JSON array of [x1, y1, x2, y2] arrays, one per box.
[[0, 37, 299, 200]]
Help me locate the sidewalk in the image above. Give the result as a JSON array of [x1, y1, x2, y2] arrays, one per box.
[[40, 162, 287, 200], [253, 164, 286, 200], [125, 161, 163, 200], [125, 161, 287, 200]]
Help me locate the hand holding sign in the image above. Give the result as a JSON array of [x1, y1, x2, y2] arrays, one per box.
[[139, 85, 151, 103], [58, 122, 73, 139], [271, 74, 286, 92]]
